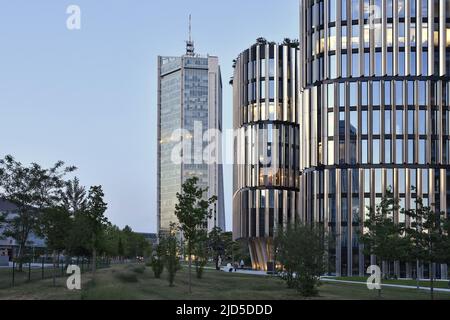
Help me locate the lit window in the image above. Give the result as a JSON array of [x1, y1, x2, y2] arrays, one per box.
[[352, 24, 359, 49]]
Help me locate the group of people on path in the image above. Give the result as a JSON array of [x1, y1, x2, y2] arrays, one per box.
[[226, 259, 245, 272]]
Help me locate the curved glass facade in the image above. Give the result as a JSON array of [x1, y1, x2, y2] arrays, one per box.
[[232, 42, 300, 270], [299, 0, 450, 277]]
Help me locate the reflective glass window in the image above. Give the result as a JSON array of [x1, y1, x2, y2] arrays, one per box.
[[373, 81, 380, 106], [352, 0, 359, 20], [396, 110, 404, 134], [328, 83, 335, 107], [373, 110, 380, 134], [418, 110, 426, 134], [373, 140, 380, 164], [329, 0, 337, 22], [341, 0, 347, 20], [352, 53, 359, 76], [350, 82, 357, 106], [385, 110, 391, 134], [329, 55, 337, 79], [352, 24, 359, 49], [385, 139, 392, 163], [408, 110, 415, 135], [396, 81, 403, 105], [385, 81, 391, 105], [396, 140, 403, 164], [408, 140, 414, 164], [362, 140, 368, 163], [362, 110, 368, 134]]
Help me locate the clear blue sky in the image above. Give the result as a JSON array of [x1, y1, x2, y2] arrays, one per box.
[[0, 0, 299, 233]]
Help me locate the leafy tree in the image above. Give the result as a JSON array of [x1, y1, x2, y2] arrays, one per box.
[[84, 186, 109, 274], [102, 224, 122, 258], [174, 177, 216, 293], [275, 222, 327, 297], [360, 189, 411, 279], [161, 223, 181, 287], [61, 177, 86, 214], [404, 197, 449, 300], [120, 225, 151, 259], [150, 242, 165, 278], [66, 212, 92, 257], [193, 229, 208, 278], [0, 155, 75, 270], [0, 213, 5, 238], [208, 227, 225, 270], [117, 236, 125, 259], [228, 238, 251, 266], [38, 206, 73, 285]]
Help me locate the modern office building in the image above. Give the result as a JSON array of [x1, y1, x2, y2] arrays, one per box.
[[157, 36, 225, 236], [298, 0, 450, 278], [232, 39, 300, 270]]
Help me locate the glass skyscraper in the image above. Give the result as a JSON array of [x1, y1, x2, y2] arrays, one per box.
[[299, 0, 450, 278], [232, 40, 300, 270], [233, 2, 450, 278], [157, 43, 225, 236]]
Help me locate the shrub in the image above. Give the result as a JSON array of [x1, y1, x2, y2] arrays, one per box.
[[132, 265, 145, 274], [114, 271, 138, 283], [275, 222, 326, 297], [150, 255, 164, 279]]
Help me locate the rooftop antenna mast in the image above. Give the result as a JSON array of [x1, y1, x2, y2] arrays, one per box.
[[186, 14, 195, 56]]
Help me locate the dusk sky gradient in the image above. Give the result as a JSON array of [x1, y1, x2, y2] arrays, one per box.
[[0, 0, 298, 233]]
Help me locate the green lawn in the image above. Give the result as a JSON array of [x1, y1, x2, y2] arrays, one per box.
[[0, 264, 450, 300], [324, 276, 450, 289]]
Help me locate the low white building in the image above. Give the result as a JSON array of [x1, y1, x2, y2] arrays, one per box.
[[0, 199, 46, 264]]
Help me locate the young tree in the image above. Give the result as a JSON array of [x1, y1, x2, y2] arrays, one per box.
[[275, 222, 326, 297], [0, 212, 5, 235], [193, 229, 208, 278], [0, 155, 75, 270], [61, 177, 86, 214], [174, 177, 216, 293], [208, 227, 225, 270], [404, 197, 449, 300], [84, 186, 109, 274], [150, 242, 165, 278], [38, 206, 73, 285], [360, 189, 410, 280], [102, 224, 121, 259], [117, 237, 125, 260], [162, 223, 181, 287]]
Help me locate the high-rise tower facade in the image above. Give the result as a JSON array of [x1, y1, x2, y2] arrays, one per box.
[[157, 42, 225, 236], [299, 0, 450, 278], [232, 40, 300, 270]]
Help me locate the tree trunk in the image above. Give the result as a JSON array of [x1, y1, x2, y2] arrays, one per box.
[[52, 251, 57, 287], [17, 243, 23, 272], [92, 248, 97, 275], [430, 263, 434, 300], [188, 244, 192, 294], [215, 255, 220, 271], [416, 260, 420, 290]]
